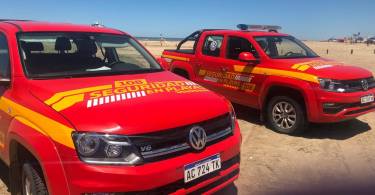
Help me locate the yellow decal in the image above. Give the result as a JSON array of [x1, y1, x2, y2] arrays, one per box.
[[162, 54, 190, 62], [233, 65, 319, 83], [291, 64, 301, 69], [45, 84, 112, 105], [87, 80, 206, 99], [298, 65, 311, 71], [114, 79, 148, 88], [291, 60, 342, 72], [0, 97, 75, 149], [198, 69, 207, 76], [291, 64, 311, 71], [199, 68, 256, 92], [45, 80, 208, 111], [51, 94, 84, 112]]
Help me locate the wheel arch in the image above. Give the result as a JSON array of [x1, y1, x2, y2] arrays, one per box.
[[264, 85, 306, 111], [170, 60, 194, 79], [259, 78, 316, 121], [7, 118, 71, 195]]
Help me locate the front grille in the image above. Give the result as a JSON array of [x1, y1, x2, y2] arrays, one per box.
[[130, 113, 233, 162], [122, 154, 240, 195], [342, 77, 375, 92]]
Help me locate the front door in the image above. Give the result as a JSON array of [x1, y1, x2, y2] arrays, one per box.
[[0, 32, 12, 159], [194, 34, 229, 95], [217, 36, 267, 108]]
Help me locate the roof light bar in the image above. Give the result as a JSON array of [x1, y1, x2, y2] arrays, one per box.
[[237, 24, 282, 32]]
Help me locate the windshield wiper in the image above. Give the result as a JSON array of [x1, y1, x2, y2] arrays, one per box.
[[29, 69, 164, 80], [272, 56, 319, 59]]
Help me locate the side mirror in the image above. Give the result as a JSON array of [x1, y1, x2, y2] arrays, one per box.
[[238, 52, 258, 63]]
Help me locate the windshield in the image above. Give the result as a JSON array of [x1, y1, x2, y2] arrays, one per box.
[[18, 33, 162, 79], [254, 36, 319, 59]]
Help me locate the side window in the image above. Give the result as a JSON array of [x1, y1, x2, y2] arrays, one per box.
[[0, 33, 10, 79], [254, 37, 271, 55], [226, 36, 259, 60], [202, 35, 223, 57]]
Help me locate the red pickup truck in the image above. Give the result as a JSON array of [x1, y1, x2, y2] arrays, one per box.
[[0, 20, 241, 194], [162, 25, 375, 134]]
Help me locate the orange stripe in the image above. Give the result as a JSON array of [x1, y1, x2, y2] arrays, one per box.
[[162, 54, 190, 62], [51, 94, 85, 111], [0, 97, 75, 149], [233, 65, 319, 83]]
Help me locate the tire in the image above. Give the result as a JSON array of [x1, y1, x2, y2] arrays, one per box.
[[266, 96, 307, 135], [22, 163, 48, 195]]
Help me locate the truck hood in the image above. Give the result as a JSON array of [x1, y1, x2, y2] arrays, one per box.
[[270, 58, 373, 80], [28, 71, 229, 135]]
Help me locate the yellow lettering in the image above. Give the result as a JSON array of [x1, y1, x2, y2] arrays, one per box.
[[126, 86, 140, 92], [166, 82, 176, 87], [114, 87, 128, 94], [139, 85, 151, 90], [114, 79, 147, 87], [102, 89, 114, 97], [175, 81, 187, 86], [146, 90, 155, 94], [165, 87, 177, 92], [89, 91, 103, 99], [154, 83, 166, 88], [179, 86, 193, 90], [153, 89, 164, 93]]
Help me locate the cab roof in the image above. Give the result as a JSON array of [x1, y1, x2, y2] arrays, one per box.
[[0, 20, 127, 35], [201, 29, 289, 37]]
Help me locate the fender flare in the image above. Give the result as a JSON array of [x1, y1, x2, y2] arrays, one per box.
[[7, 117, 71, 195], [170, 60, 194, 78], [259, 77, 318, 121]]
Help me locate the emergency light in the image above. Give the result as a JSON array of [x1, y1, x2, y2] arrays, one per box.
[[237, 24, 282, 32]]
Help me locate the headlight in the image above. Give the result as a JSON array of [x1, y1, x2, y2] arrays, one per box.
[[72, 133, 142, 165], [318, 78, 348, 92]]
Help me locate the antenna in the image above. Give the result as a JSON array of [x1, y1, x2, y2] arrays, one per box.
[[91, 21, 104, 27]]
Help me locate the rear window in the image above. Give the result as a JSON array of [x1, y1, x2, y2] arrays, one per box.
[[18, 33, 161, 79], [202, 35, 223, 57]]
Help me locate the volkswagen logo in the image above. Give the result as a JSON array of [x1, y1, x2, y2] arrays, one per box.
[[361, 79, 369, 91], [188, 126, 207, 151]]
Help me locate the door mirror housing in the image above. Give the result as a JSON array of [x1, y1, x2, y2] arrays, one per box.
[[238, 52, 258, 63]]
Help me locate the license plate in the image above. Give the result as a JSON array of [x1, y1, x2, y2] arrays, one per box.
[[184, 154, 221, 183], [361, 94, 374, 104]]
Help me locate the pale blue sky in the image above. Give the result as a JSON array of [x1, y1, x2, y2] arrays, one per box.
[[1, 0, 374, 40]]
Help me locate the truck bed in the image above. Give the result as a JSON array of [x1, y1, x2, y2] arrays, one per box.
[[164, 49, 195, 54]]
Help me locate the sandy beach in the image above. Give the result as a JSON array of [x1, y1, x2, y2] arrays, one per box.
[[0, 41, 374, 194]]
